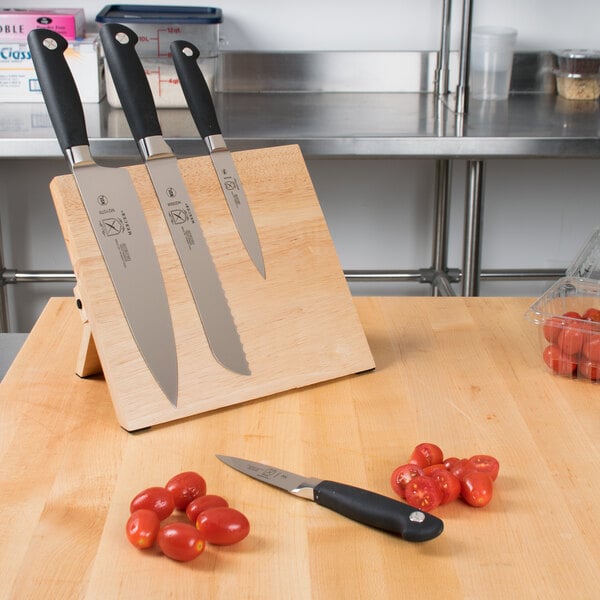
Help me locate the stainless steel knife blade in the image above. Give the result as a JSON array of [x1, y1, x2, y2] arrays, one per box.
[[28, 28, 179, 406], [216, 455, 444, 542], [100, 24, 250, 376], [170, 40, 266, 279]]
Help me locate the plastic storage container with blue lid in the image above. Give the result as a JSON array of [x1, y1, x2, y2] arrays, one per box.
[[96, 4, 222, 107], [95, 5, 222, 57]]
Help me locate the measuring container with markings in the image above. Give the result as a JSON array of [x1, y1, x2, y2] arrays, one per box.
[[96, 5, 222, 108]]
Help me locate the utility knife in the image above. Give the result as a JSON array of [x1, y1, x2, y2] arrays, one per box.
[[217, 455, 444, 542], [170, 40, 266, 278]]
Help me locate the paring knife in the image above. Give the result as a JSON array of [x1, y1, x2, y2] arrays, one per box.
[[99, 24, 250, 376], [170, 40, 266, 279], [28, 29, 179, 406], [216, 455, 444, 542]]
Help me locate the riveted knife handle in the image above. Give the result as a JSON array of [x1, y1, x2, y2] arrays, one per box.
[[27, 29, 88, 154], [313, 481, 444, 542], [170, 40, 222, 139], [99, 23, 162, 141]]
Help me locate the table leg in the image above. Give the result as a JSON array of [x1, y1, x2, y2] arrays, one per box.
[[431, 158, 455, 296], [462, 159, 486, 296]]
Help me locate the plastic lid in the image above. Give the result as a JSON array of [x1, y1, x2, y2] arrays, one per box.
[[96, 5, 223, 25], [554, 69, 600, 80], [567, 229, 600, 280], [554, 49, 600, 60]]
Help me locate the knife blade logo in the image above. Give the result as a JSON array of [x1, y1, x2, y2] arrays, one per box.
[[223, 178, 237, 191], [100, 217, 124, 236], [169, 209, 188, 225]]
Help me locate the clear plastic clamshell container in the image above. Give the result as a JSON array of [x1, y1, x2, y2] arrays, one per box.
[[525, 229, 600, 382]]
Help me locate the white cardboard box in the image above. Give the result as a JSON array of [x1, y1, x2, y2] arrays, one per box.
[[0, 35, 105, 103], [0, 102, 102, 139]]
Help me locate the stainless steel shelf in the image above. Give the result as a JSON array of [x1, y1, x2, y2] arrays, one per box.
[[2, 91, 600, 159], [1, 51, 599, 160]]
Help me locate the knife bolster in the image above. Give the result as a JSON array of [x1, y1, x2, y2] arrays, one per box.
[[67, 145, 94, 168], [138, 135, 174, 161], [290, 477, 322, 500], [206, 134, 227, 153]]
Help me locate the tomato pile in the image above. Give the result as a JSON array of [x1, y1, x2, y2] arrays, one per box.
[[542, 308, 600, 380], [391, 443, 499, 512], [126, 470, 250, 562]]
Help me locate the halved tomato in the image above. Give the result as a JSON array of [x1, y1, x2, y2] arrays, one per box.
[[403, 475, 443, 512], [427, 468, 461, 504], [390, 463, 424, 499], [409, 443, 444, 469]]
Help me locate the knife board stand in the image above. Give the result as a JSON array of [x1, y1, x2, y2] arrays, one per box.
[[49, 144, 375, 431]]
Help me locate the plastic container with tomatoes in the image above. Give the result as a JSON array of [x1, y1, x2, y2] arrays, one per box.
[[526, 231, 600, 384], [526, 277, 600, 382]]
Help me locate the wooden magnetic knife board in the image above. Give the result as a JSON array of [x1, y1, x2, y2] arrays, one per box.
[[49, 144, 375, 431]]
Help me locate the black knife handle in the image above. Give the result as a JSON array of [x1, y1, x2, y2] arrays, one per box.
[[99, 23, 162, 141], [313, 481, 444, 542], [170, 40, 221, 139], [27, 29, 88, 154]]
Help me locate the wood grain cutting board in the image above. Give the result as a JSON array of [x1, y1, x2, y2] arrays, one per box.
[[49, 144, 374, 430]]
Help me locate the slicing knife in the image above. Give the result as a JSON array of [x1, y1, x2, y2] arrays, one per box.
[[170, 40, 266, 279], [28, 29, 179, 406], [99, 24, 250, 376], [216, 455, 444, 542]]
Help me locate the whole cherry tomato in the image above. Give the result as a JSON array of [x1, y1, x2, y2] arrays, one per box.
[[166, 471, 207, 510], [130, 486, 175, 521], [579, 360, 600, 381], [558, 325, 585, 356], [196, 507, 250, 545], [126, 509, 160, 549], [426, 468, 461, 505], [543, 344, 577, 377], [186, 494, 229, 525], [583, 307, 600, 322], [409, 443, 444, 469], [157, 522, 206, 562], [460, 472, 493, 507], [543, 316, 565, 343], [582, 333, 600, 363], [403, 475, 443, 512], [467, 455, 500, 481], [390, 463, 424, 499]]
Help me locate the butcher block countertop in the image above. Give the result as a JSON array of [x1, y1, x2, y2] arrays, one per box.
[[1, 296, 598, 599]]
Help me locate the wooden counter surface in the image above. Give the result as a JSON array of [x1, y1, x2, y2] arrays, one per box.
[[1, 296, 598, 599]]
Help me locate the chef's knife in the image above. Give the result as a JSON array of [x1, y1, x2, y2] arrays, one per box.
[[170, 40, 266, 279], [99, 24, 250, 376], [216, 455, 444, 542], [28, 29, 179, 406]]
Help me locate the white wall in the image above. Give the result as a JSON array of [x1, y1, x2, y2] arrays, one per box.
[[13, 0, 600, 50], [2, 1, 600, 330]]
